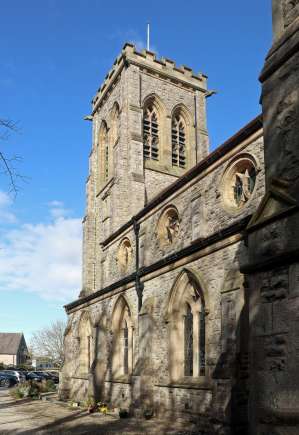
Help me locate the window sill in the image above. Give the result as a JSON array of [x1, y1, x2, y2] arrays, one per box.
[[155, 378, 212, 390], [72, 374, 90, 381], [106, 375, 132, 385]]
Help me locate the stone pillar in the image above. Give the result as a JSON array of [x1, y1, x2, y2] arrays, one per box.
[[242, 2, 299, 434]]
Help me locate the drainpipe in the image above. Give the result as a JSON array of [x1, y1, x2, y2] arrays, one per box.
[[133, 218, 143, 311]]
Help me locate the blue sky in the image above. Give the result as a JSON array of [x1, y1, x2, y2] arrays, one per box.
[[0, 1, 272, 343]]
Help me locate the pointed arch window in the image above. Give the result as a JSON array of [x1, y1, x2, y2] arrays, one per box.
[[184, 303, 193, 376], [172, 113, 186, 168], [111, 297, 133, 378], [77, 312, 92, 375], [123, 320, 129, 375], [143, 104, 159, 161], [167, 270, 207, 381], [110, 103, 120, 146], [98, 121, 109, 184]]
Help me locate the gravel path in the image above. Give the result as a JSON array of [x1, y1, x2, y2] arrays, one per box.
[[0, 388, 199, 435]]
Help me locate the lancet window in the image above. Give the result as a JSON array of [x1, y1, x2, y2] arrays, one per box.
[[78, 312, 92, 375], [143, 104, 159, 161], [167, 270, 207, 381], [171, 113, 186, 168], [98, 121, 109, 184], [111, 296, 133, 377]]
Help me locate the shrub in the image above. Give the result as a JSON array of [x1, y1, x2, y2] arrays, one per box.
[[9, 379, 56, 400], [39, 379, 56, 393], [10, 382, 38, 399]]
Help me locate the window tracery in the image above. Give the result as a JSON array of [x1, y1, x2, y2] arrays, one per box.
[[143, 104, 159, 161], [166, 270, 207, 381], [172, 113, 186, 168], [221, 155, 258, 212], [233, 167, 256, 206]]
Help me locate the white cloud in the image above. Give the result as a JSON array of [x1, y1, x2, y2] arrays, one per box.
[[47, 200, 70, 219], [0, 198, 82, 302], [0, 191, 17, 224]]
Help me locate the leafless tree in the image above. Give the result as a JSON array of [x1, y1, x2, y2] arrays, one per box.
[[30, 320, 66, 367], [0, 118, 23, 195]]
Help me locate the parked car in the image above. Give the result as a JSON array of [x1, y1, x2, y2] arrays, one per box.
[[0, 372, 18, 388], [2, 370, 26, 383], [45, 371, 59, 384], [25, 372, 43, 382], [33, 371, 52, 380]]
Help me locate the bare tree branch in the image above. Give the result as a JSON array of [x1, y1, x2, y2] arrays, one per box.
[[30, 320, 66, 367], [0, 117, 24, 196]]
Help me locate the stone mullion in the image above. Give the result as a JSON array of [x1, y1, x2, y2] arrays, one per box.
[[193, 311, 200, 377]]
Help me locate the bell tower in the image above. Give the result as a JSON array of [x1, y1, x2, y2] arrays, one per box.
[[81, 43, 211, 295]]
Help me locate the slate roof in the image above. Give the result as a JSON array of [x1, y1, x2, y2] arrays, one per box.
[[0, 333, 24, 355]]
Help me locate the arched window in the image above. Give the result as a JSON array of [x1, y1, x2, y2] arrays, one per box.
[[111, 296, 133, 378], [78, 312, 92, 375], [98, 121, 109, 184], [110, 103, 120, 146], [143, 104, 159, 161], [184, 303, 193, 376], [123, 320, 129, 374], [166, 269, 207, 381], [172, 112, 186, 168]]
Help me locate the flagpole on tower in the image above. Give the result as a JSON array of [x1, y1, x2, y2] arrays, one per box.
[[147, 23, 150, 51]]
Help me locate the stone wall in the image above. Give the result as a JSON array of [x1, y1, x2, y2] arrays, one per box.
[[97, 127, 264, 289], [62, 41, 268, 435]]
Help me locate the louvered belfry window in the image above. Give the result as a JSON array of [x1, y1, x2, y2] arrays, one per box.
[[172, 114, 186, 168], [143, 105, 159, 161]]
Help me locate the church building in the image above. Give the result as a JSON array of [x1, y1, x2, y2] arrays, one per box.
[[61, 3, 299, 433]]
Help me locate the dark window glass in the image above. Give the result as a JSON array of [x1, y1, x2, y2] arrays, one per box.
[[199, 310, 205, 376], [184, 304, 193, 376]]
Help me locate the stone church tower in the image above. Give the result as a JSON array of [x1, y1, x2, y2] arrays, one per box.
[[82, 43, 210, 297]]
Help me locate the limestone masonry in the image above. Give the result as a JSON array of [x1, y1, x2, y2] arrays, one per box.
[[60, 3, 299, 433]]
